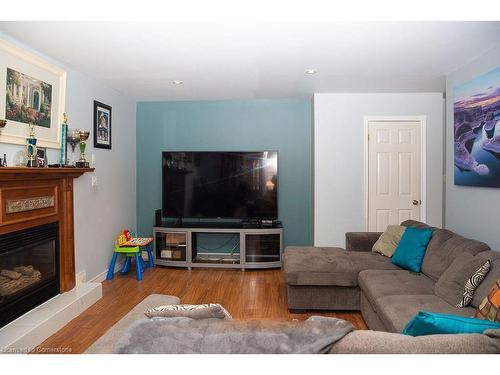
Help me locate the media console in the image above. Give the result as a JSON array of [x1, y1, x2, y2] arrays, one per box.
[[153, 226, 283, 270]]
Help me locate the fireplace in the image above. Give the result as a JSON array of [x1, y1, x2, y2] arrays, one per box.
[[0, 222, 60, 328], [0, 167, 93, 332]]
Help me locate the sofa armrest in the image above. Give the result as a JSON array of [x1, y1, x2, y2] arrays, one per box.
[[330, 329, 500, 354], [345, 232, 381, 252]]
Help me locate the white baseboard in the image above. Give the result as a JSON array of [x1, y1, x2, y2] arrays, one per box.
[[88, 260, 125, 284], [0, 282, 102, 351]]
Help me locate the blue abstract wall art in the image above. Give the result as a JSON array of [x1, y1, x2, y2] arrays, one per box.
[[454, 66, 500, 187]]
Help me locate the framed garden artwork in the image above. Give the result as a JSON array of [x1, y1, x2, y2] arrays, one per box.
[[0, 38, 66, 149], [93, 100, 112, 149]]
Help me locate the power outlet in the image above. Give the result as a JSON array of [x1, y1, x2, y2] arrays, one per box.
[[91, 175, 98, 187], [76, 270, 86, 285]]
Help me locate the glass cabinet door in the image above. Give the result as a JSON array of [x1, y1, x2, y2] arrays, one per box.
[[155, 232, 187, 262], [245, 233, 281, 263]]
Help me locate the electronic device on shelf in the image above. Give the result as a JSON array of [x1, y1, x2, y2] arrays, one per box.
[[261, 219, 282, 228], [241, 219, 260, 228], [155, 209, 162, 227], [154, 214, 282, 229], [242, 219, 282, 229]]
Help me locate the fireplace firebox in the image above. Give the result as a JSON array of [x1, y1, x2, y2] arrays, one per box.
[[0, 222, 59, 328]]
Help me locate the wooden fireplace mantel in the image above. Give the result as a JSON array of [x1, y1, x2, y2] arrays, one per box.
[[0, 167, 94, 292], [0, 167, 94, 180]]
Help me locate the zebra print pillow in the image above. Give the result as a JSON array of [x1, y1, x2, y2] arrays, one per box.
[[144, 303, 232, 320], [456, 259, 491, 308]]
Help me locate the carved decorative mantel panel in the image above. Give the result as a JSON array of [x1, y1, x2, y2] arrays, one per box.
[[6, 196, 55, 214]]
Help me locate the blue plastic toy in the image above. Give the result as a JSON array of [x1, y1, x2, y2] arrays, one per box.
[[106, 230, 154, 281]]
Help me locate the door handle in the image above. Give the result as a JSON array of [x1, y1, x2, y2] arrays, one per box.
[[412, 200, 420, 206]]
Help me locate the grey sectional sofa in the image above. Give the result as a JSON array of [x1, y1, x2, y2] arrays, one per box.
[[283, 220, 500, 335]]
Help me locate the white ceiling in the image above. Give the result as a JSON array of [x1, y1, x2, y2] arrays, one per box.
[[1, 21, 499, 101]]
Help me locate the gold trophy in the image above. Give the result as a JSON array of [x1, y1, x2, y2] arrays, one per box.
[[26, 124, 38, 167], [75, 130, 90, 168]]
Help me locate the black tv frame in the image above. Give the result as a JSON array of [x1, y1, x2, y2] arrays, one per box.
[[161, 150, 279, 222]]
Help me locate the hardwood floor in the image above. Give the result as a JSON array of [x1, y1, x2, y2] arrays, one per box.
[[36, 267, 367, 353]]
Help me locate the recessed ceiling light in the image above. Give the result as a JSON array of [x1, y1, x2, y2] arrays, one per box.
[[172, 80, 183, 85], [305, 69, 317, 75]]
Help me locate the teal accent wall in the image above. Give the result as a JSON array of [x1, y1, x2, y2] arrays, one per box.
[[136, 99, 312, 246]]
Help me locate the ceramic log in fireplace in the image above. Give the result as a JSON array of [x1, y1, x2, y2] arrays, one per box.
[[0, 167, 93, 328]]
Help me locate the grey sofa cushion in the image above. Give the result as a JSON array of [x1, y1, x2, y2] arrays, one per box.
[[372, 294, 476, 333], [420, 229, 456, 280], [358, 270, 435, 307], [372, 225, 405, 257], [472, 251, 500, 308], [348, 251, 401, 273], [283, 246, 358, 286], [345, 232, 382, 252], [400, 220, 434, 229], [433, 252, 492, 307], [330, 329, 500, 354], [421, 233, 490, 281]]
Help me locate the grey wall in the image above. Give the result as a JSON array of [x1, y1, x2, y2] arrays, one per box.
[[445, 45, 500, 250], [0, 33, 137, 281], [314, 93, 444, 247]]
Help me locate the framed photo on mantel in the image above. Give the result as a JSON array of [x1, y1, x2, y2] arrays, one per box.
[[93, 100, 112, 149], [0, 38, 66, 149]]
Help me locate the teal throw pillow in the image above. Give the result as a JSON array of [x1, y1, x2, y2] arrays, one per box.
[[391, 227, 433, 272], [402, 311, 500, 336]]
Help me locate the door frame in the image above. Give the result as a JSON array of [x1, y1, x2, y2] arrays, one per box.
[[363, 115, 427, 231]]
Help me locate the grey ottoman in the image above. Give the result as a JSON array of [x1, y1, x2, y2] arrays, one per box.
[[283, 246, 360, 311]]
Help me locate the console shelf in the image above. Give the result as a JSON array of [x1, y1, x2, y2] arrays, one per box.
[[153, 226, 283, 270]]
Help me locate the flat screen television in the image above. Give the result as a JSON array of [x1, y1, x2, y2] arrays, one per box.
[[162, 151, 278, 219]]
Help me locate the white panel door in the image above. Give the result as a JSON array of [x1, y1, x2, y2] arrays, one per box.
[[368, 121, 422, 232]]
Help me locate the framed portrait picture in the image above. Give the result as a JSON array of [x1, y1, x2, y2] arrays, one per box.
[[0, 38, 66, 149], [93, 100, 111, 149], [37, 147, 47, 167]]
